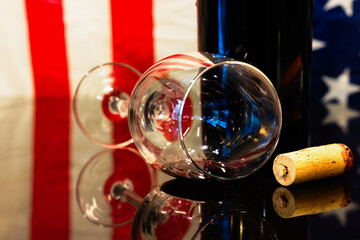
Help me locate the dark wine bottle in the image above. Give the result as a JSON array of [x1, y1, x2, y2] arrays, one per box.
[[197, 0, 313, 156], [197, 1, 312, 239]]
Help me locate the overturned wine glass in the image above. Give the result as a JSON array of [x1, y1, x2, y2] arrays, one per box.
[[128, 52, 282, 180], [73, 62, 141, 148]]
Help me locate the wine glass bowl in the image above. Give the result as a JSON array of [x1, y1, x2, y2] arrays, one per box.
[[73, 62, 141, 148], [129, 52, 282, 180]]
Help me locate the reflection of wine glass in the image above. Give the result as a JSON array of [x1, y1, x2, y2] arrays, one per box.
[[76, 147, 155, 227], [128, 52, 282, 180], [131, 178, 277, 240], [73, 62, 141, 148]]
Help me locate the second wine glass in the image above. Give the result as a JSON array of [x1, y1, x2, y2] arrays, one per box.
[[73, 62, 141, 148]]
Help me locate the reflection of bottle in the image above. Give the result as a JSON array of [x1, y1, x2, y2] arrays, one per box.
[[198, 180, 277, 240], [197, 210, 278, 240], [197, 0, 313, 155], [131, 179, 278, 240]]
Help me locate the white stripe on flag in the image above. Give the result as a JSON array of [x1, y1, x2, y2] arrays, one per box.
[[0, 1, 33, 239], [63, 0, 113, 95], [63, 1, 113, 239], [0, 0, 34, 98], [153, 0, 198, 61], [0, 98, 34, 240]]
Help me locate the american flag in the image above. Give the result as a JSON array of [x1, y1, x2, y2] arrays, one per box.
[[310, 0, 360, 239]]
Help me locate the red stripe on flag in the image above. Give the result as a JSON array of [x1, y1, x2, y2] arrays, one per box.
[[109, 0, 155, 238], [161, 54, 213, 67], [109, 0, 155, 147], [26, 0, 70, 239], [110, 0, 154, 73]]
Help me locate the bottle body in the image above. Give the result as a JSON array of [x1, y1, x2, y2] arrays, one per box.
[[197, 0, 313, 154]]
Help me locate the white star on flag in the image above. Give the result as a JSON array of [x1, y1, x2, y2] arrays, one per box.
[[321, 68, 360, 133], [321, 68, 360, 106], [312, 39, 327, 51], [322, 102, 360, 134], [324, 0, 355, 17]]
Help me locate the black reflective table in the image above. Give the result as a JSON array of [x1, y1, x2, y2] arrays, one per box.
[[1, 97, 359, 240]]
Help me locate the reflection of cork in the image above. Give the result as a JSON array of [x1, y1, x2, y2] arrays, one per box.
[[273, 144, 353, 186], [272, 179, 352, 218]]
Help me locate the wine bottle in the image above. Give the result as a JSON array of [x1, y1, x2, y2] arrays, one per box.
[[197, 0, 313, 155], [197, 1, 312, 239]]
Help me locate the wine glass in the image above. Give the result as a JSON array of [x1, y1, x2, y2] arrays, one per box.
[[73, 62, 141, 148], [128, 51, 282, 180], [76, 147, 155, 227]]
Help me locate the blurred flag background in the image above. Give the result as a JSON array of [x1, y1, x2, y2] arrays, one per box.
[[311, 0, 360, 165], [0, 0, 360, 239], [310, 0, 360, 239], [0, 0, 196, 239]]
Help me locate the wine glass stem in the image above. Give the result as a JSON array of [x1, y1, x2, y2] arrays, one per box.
[[111, 182, 142, 208], [116, 99, 129, 118], [122, 189, 142, 208]]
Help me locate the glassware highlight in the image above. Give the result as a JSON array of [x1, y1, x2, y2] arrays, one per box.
[[76, 148, 155, 227], [73, 62, 141, 148], [128, 52, 282, 180]]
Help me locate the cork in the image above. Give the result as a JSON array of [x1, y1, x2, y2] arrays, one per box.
[[273, 143, 353, 186], [272, 178, 352, 218]]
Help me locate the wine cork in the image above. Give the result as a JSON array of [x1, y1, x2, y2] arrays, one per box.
[[273, 143, 353, 186], [272, 179, 352, 218]]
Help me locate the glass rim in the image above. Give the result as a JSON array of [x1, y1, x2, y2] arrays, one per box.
[[177, 60, 282, 180]]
